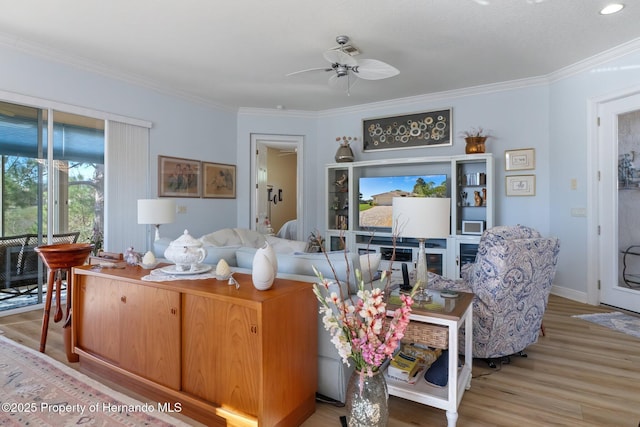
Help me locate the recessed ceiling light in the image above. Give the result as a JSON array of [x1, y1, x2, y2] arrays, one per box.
[[600, 3, 624, 15]]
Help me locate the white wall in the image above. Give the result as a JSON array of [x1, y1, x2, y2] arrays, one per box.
[[549, 49, 640, 299], [236, 110, 317, 233], [313, 84, 552, 234], [0, 43, 238, 244], [5, 38, 640, 303], [236, 49, 640, 303]]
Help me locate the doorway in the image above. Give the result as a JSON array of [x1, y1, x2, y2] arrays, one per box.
[[596, 91, 640, 313], [250, 134, 303, 241]]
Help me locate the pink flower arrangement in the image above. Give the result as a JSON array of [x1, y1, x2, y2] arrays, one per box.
[[313, 267, 417, 377]]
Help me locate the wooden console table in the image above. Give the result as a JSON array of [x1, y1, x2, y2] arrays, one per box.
[[71, 265, 318, 426]]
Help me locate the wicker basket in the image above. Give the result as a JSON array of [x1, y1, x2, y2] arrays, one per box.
[[402, 321, 448, 349]]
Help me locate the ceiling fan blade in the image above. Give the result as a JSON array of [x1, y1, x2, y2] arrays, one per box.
[[328, 73, 358, 94], [353, 59, 399, 80], [286, 67, 331, 77], [323, 49, 357, 66]]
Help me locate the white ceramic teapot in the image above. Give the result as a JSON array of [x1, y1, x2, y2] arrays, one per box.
[[164, 229, 208, 272]]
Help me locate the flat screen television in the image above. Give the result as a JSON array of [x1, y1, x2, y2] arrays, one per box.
[[358, 174, 447, 229]]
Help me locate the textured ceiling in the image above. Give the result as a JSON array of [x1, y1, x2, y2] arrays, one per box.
[[0, 0, 639, 111]]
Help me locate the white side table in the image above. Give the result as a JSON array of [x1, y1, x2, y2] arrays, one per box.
[[385, 291, 473, 427]]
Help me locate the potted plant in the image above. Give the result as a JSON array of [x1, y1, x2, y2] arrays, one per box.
[[460, 127, 491, 154]]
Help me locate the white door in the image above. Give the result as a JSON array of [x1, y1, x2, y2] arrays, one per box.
[[249, 134, 304, 238], [598, 93, 640, 313]]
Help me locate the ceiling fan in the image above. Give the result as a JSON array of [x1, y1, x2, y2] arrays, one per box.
[[286, 35, 399, 95]]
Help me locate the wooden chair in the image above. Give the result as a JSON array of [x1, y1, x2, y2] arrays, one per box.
[[1, 234, 36, 298]]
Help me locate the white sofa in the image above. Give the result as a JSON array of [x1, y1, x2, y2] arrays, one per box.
[[154, 228, 381, 403]]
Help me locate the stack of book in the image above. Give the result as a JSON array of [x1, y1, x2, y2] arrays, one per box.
[[387, 352, 424, 384], [387, 344, 443, 384]]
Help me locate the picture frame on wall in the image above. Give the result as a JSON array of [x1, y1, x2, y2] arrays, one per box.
[[158, 155, 201, 197], [202, 162, 236, 199], [362, 108, 452, 152], [505, 148, 535, 171], [505, 175, 536, 196]]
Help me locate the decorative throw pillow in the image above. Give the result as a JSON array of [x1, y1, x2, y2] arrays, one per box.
[[359, 253, 381, 275], [265, 235, 307, 253], [199, 228, 242, 246], [424, 350, 449, 387]]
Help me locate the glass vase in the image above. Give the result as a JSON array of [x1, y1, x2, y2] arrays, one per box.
[[345, 369, 389, 427]]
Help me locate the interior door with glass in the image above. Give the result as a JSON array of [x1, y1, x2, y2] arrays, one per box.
[[598, 93, 640, 313]]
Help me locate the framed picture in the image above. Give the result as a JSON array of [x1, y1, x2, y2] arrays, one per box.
[[506, 175, 536, 196], [505, 148, 535, 171], [362, 108, 452, 152], [158, 156, 201, 197], [202, 162, 236, 199]]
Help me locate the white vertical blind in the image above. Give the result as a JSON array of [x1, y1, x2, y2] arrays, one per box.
[[104, 121, 150, 254]]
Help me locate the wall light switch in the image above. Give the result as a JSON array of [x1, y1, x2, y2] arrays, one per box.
[[570, 178, 577, 190], [177, 205, 187, 214], [571, 207, 587, 217]]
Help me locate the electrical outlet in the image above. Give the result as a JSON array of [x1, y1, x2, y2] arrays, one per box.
[[571, 207, 587, 217], [177, 205, 187, 214], [570, 178, 577, 190]]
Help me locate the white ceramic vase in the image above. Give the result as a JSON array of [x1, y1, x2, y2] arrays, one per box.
[[252, 243, 277, 290], [262, 242, 278, 273]]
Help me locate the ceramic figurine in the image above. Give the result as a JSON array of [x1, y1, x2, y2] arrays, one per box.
[[474, 191, 482, 207], [125, 247, 139, 266]]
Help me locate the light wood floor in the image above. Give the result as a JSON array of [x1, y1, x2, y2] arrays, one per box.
[[1, 295, 640, 427]]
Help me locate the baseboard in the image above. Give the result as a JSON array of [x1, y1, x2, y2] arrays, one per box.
[[550, 285, 589, 304]]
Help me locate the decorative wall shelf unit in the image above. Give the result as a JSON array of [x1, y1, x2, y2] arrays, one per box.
[[325, 154, 494, 279]]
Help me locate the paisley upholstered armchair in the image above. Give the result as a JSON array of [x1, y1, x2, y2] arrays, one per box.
[[428, 225, 560, 367]]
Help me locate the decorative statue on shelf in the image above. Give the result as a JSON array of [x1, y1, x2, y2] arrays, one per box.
[[335, 173, 348, 187], [459, 191, 468, 207], [332, 196, 340, 211], [482, 188, 487, 206], [474, 191, 482, 207]]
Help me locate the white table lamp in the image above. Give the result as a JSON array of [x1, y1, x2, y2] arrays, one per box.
[[137, 199, 176, 241], [392, 197, 451, 288]]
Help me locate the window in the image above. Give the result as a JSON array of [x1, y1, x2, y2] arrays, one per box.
[[0, 101, 105, 311]]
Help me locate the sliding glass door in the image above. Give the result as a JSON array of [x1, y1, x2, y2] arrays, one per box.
[[0, 101, 104, 312]]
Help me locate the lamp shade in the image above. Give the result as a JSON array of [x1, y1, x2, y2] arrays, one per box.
[[137, 199, 176, 225], [392, 197, 451, 239]]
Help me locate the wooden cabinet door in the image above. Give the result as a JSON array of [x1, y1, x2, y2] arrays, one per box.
[[119, 283, 181, 390], [75, 275, 181, 390], [75, 276, 121, 363], [182, 294, 260, 416]]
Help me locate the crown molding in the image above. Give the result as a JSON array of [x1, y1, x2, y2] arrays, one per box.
[[2, 30, 640, 116], [0, 31, 235, 114], [319, 37, 640, 117], [547, 36, 640, 83], [237, 107, 318, 119], [316, 76, 549, 118]]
